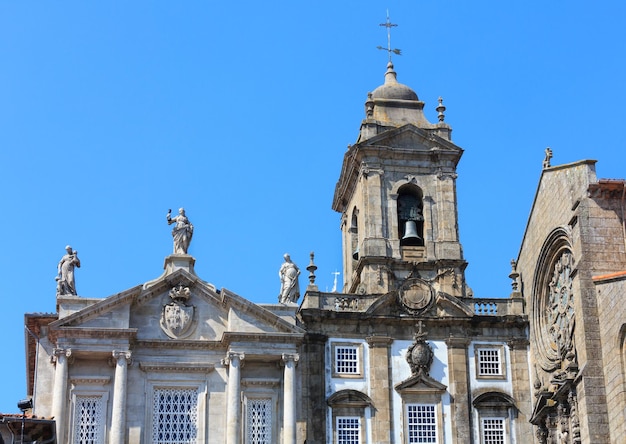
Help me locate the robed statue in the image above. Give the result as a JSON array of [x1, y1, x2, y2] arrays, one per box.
[[56, 245, 81, 296], [167, 208, 194, 254], [278, 253, 300, 304]]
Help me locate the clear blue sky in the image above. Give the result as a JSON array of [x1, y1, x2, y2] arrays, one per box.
[[1, 1, 625, 413]]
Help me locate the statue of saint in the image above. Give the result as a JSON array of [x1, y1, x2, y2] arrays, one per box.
[[167, 208, 194, 254], [278, 253, 300, 304], [56, 245, 80, 296]]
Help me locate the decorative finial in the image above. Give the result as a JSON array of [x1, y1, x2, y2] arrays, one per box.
[[509, 259, 520, 292], [306, 251, 318, 290], [436, 97, 446, 122], [377, 10, 401, 62], [543, 147, 553, 169]]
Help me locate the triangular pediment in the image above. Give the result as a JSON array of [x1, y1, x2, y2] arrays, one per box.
[[50, 262, 304, 345], [395, 371, 447, 394], [358, 124, 462, 154]]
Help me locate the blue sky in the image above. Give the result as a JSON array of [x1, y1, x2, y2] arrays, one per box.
[[1, 1, 625, 412]]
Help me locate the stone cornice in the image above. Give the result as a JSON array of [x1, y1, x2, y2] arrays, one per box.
[[221, 332, 304, 346], [365, 335, 393, 348], [241, 378, 281, 387], [135, 340, 224, 350], [50, 327, 137, 344], [70, 376, 110, 385], [139, 361, 215, 373]]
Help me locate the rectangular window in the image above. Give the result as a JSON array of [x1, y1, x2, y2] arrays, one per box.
[[481, 418, 505, 444], [152, 388, 198, 444], [246, 398, 273, 444], [73, 395, 104, 444], [477, 348, 502, 377], [335, 346, 359, 374], [406, 404, 437, 443], [336, 416, 360, 444]]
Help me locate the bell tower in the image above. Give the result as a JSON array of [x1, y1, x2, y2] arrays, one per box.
[[332, 62, 471, 297]]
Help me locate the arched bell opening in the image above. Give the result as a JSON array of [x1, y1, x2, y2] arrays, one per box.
[[397, 184, 424, 247]]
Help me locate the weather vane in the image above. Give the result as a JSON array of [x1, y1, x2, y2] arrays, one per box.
[[377, 10, 401, 61]]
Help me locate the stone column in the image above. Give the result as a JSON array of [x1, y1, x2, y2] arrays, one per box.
[[445, 337, 471, 444], [51, 348, 71, 443], [366, 336, 393, 443], [110, 350, 132, 444], [282, 353, 299, 444], [224, 352, 245, 444]]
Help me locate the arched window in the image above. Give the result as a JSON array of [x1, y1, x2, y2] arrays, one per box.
[[397, 185, 424, 247], [350, 208, 359, 260]]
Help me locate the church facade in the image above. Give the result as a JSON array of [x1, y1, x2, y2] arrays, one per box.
[[16, 61, 626, 444]]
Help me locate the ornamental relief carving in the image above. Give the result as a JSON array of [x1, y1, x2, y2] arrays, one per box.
[[546, 252, 576, 364], [534, 246, 578, 373]]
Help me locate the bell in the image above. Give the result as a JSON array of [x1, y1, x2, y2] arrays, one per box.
[[401, 220, 422, 246], [352, 246, 359, 260]]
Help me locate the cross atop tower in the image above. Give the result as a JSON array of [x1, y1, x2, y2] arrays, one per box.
[[377, 10, 401, 61]]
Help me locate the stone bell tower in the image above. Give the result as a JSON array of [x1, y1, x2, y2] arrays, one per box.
[[332, 62, 471, 297]]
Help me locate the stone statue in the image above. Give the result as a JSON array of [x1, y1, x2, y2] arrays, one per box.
[[278, 253, 301, 304], [167, 208, 194, 254], [56, 245, 80, 296], [543, 147, 553, 169]]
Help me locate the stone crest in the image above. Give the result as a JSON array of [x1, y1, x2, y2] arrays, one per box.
[[160, 285, 196, 339], [398, 278, 434, 315], [406, 321, 434, 376]]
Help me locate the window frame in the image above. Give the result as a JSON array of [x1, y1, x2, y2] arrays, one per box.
[[69, 377, 110, 444], [331, 342, 363, 378], [480, 417, 507, 444], [335, 415, 361, 444], [405, 403, 438, 444], [70, 391, 108, 444], [475, 344, 507, 380], [146, 379, 206, 444], [241, 378, 280, 444]]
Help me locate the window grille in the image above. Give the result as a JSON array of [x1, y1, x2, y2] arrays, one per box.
[[73, 395, 103, 444], [477, 348, 502, 376], [335, 346, 359, 374], [481, 418, 505, 444], [336, 416, 360, 444], [246, 398, 273, 444], [152, 388, 198, 444], [406, 404, 437, 443]]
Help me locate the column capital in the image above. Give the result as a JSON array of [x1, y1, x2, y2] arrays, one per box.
[[281, 353, 300, 365], [445, 336, 470, 348], [110, 350, 132, 366], [222, 351, 245, 366], [366, 335, 393, 348], [51, 347, 72, 365], [507, 337, 530, 349]]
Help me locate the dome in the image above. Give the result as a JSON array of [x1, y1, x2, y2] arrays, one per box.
[[370, 62, 418, 101]]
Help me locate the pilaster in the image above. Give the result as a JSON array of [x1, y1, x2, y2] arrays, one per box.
[[445, 337, 471, 444], [366, 335, 393, 443]]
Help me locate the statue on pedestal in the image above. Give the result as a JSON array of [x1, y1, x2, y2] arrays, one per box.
[[278, 254, 300, 304], [56, 245, 80, 296], [167, 208, 194, 254]]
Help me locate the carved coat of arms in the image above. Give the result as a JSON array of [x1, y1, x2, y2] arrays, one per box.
[[160, 285, 196, 339]]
